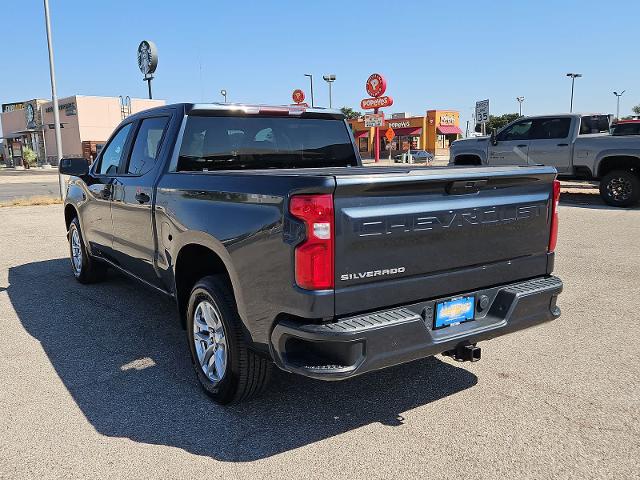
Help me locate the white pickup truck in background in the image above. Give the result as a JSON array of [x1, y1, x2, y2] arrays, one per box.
[[450, 113, 640, 207]]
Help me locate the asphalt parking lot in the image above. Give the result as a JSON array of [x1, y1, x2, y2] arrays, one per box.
[[0, 194, 638, 479]]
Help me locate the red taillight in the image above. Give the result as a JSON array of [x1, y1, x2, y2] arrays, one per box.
[[548, 179, 561, 253], [289, 194, 334, 290]]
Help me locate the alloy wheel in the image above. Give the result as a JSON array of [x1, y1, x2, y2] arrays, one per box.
[[193, 300, 228, 384]]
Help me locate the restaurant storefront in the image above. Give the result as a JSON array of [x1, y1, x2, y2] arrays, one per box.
[[1, 95, 164, 167], [348, 109, 462, 159]]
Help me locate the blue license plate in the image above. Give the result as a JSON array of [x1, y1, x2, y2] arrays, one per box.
[[434, 296, 475, 329]]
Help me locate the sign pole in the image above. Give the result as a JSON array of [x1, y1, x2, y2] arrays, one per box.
[[43, 0, 64, 200], [374, 107, 380, 163]]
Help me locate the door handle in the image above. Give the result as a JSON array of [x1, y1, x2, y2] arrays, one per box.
[[135, 192, 150, 204], [557, 143, 569, 146], [517, 144, 528, 148]]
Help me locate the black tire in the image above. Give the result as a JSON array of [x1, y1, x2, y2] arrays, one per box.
[[68, 217, 107, 283], [599, 170, 640, 207], [186, 275, 271, 404]]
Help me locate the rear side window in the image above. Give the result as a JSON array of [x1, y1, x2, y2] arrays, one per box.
[[127, 117, 169, 175], [580, 115, 611, 134], [96, 123, 132, 175], [176, 115, 357, 171], [531, 118, 571, 139], [613, 123, 640, 136]]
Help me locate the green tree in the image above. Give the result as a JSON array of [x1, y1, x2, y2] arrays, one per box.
[[632, 105, 640, 116], [340, 107, 361, 120], [22, 146, 37, 167], [475, 113, 521, 133]]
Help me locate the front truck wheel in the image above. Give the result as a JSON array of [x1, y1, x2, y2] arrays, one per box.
[[68, 217, 107, 283], [599, 170, 640, 207], [186, 275, 272, 404]]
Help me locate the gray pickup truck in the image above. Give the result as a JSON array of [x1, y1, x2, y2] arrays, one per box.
[[450, 113, 640, 207]]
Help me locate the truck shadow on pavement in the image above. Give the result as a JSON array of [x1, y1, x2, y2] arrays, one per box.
[[559, 191, 640, 210], [8, 258, 478, 461]]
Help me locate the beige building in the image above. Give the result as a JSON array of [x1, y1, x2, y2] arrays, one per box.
[[1, 95, 165, 167]]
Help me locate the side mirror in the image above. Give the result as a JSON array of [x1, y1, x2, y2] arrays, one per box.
[[59, 157, 89, 177], [490, 129, 498, 146]]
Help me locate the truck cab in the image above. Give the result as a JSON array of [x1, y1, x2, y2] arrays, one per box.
[[451, 114, 640, 207]]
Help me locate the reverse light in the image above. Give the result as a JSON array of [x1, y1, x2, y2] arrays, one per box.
[[289, 194, 334, 290], [548, 179, 561, 253]]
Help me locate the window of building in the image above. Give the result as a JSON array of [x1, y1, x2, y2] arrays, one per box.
[[96, 123, 132, 175], [127, 117, 169, 175]]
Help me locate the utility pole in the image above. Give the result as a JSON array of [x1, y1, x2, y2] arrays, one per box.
[[613, 90, 625, 120], [516, 96, 525, 116], [304, 74, 314, 107], [43, 0, 64, 200], [566, 73, 582, 112]]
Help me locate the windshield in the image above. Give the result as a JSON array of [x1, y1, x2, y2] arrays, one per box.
[[176, 115, 357, 171]]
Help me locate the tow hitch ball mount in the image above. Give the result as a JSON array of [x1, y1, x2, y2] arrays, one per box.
[[443, 343, 482, 362]]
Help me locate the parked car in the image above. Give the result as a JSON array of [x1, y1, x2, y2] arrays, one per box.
[[450, 113, 640, 207], [60, 103, 563, 404], [612, 119, 640, 136], [394, 149, 434, 164]]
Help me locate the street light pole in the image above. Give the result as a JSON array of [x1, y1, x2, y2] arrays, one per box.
[[220, 89, 227, 103], [566, 73, 582, 113], [516, 96, 525, 116], [304, 74, 314, 107], [43, 0, 64, 200], [613, 90, 625, 120], [322, 74, 336, 108]]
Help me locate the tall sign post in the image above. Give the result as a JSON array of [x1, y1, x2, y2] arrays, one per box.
[[475, 99, 489, 135], [137, 40, 158, 99], [360, 73, 392, 162]]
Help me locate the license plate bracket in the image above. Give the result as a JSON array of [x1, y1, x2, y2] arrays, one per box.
[[434, 296, 475, 329]]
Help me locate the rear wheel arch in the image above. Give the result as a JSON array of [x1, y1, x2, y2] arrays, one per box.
[[174, 243, 238, 328], [597, 155, 640, 178]]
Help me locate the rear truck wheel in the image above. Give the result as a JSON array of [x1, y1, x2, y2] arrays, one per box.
[[186, 275, 271, 404], [68, 217, 107, 283], [599, 170, 640, 207]]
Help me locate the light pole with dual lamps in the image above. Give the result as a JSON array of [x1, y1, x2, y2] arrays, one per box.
[[516, 96, 525, 116], [322, 74, 336, 108], [566, 73, 582, 112], [613, 90, 625, 120]]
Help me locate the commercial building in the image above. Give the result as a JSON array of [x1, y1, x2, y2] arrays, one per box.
[[1, 95, 164, 167], [348, 110, 462, 159]]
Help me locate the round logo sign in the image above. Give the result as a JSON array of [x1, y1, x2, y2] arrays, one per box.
[[366, 73, 386, 98], [137, 40, 158, 76], [25, 104, 35, 124], [292, 89, 305, 104]]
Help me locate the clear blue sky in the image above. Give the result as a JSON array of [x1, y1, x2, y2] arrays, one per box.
[[2, 0, 639, 135]]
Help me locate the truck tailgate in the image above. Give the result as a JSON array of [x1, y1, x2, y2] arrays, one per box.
[[333, 166, 556, 316]]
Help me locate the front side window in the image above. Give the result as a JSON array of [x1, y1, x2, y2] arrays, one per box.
[[497, 120, 533, 141], [176, 115, 357, 171], [96, 123, 132, 175], [531, 118, 571, 139], [127, 117, 169, 175]]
